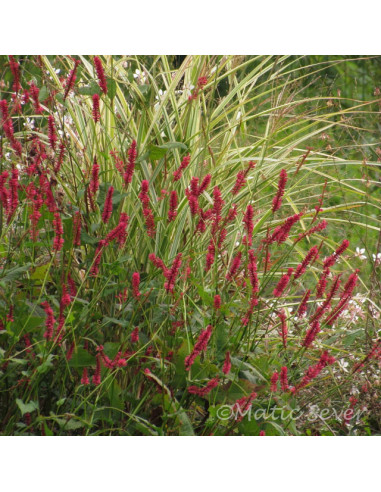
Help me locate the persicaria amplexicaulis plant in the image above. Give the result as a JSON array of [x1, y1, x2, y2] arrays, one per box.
[[0, 55, 376, 437]]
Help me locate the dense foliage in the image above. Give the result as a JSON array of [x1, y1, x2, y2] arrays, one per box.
[[0, 55, 380, 435]]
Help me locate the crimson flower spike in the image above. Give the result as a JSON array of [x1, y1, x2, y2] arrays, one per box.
[[101, 186, 114, 224], [132, 272, 141, 299], [168, 190, 178, 222], [94, 56, 108, 95], [184, 325, 213, 371], [243, 204, 254, 245], [173, 154, 191, 181], [226, 252, 242, 282], [164, 253, 182, 293], [92, 93, 100, 123], [323, 239, 350, 268], [64, 59, 80, 100], [272, 169, 288, 212], [123, 140, 137, 187]]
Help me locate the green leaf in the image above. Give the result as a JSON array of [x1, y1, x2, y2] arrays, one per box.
[[1, 264, 31, 282], [16, 399, 39, 416], [107, 78, 117, 100], [38, 86, 49, 102], [159, 141, 187, 152], [69, 348, 95, 368], [149, 145, 167, 161], [80, 231, 99, 245], [78, 81, 101, 96]]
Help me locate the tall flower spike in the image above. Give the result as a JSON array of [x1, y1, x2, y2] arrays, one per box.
[[273, 268, 293, 297], [298, 289, 311, 318], [272, 169, 288, 212], [280, 367, 289, 391], [48, 115, 57, 151], [243, 204, 254, 245], [132, 272, 141, 299], [173, 154, 191, 181], [168, 190, 178, 222], [270, 371, 279, 392], [164, 253, 182, 293], [101, 186, 114, 224], [213, 294, 221, 310], [64, 59, 80, 100], [222, 351, 231, 375], [53, 212, 64, 252], [92, 93, 100, 123], [303, 320, 321, 348], [9, 56, 21, 93], [323, 239, 350, 268], [30, 83, 43, 114], [89, 158, 100, 196], [41, 301, 56, 341], [184, 325, 213, 371], [226, 252, 242, 282], [94, 56, 108, 95], [294, 246, 319, 279], [123, 140, 137, 187]]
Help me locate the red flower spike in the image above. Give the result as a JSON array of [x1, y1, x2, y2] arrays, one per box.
[[9, 56, 21, 93], [243, 204, 254, 245], [92, 93, 100, 123], [270, 371, 279, 392], [323, 240, 350, 269], [64, 59, 80, 100], [198, 174, 212, 195], [294, 246, 319, 279], [81, 367, 90, 385], [188, 377, 219, 397], [131, 327, 139, 343], [90, 239, 108, 277], [53, 212, 64, 252], [123, 140, 137, 187], [222, 351, 231, 375], [184, 325, 213, 371], [132, 272, 141, 299], [303, 320, 321, 348], [89, 158, 100, 196], [93, 353, 102, 386], [164, 253, 182, 293], [273, 270, 293, 297], [41, 301, 56, 341], [101, 186, 114, 224], [213, 294, 221, 310], [30, 83, 43, 114], [173, 154, 191, 182], [280, 367, 289, 391], [168, 190, 178, 222], [94, 56, 108, 95], [48, 115, 57, 151], [226, 252, 242, 282], [298, 289, 311, 318], [272, 169, 288, 212]]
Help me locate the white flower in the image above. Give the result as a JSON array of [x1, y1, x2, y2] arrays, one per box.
[[338, 359, 349, 373], [355, 247, 367, 260], [372, 253, 381, 267], [23, 118, 35, 131], [211, 66, 217, 74], [133, 69, 147, 85], [236, 111, 242, 120]]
